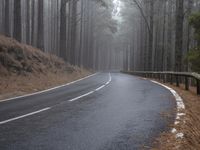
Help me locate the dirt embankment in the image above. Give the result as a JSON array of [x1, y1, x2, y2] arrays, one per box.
[[0, 35, 91, 100], [152, 83, 200, 150]]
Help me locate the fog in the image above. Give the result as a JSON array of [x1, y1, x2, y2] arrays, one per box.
[[0, 0, 199, 72]]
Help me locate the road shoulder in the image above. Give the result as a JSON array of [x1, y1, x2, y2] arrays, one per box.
[[152, 82, 200, 150], [0, 71, 92, 102]]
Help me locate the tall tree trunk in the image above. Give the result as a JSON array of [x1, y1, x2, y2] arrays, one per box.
[[67, 1, 72, 62], [5, 0, 10, 36], [186, 0, 193, 71], [14, 0, 22, 42], [167, 0, 173, 71], [78, 0, 84, 67], [37, 0, 44, 50], [148, 0, 154, 71], [161, 1, 167, 71], [60, 0, 68, 60], [31, 0, 35, 45], [175, 0, 184, 71], [26, 0, 31, 44], [70, 0, 78, 65]]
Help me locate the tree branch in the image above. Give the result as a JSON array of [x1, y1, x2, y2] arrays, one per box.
[[132, 0, 152, 35]]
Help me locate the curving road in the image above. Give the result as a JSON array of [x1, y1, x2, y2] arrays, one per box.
[[0, 72, 176, 150]]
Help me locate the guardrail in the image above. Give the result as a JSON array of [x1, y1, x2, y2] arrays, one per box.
[[122, 71, 200, 95]]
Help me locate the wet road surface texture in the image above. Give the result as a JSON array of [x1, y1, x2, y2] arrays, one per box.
[[0, 72, 176, 150]]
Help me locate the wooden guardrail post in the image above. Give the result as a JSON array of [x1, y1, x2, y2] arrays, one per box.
[[166, 74, 170, 83], [163, 74, 166, 83], [170, 74, 173, 84], [159, 73, 161, 81], [197, 79, 200, 95], [185, 77, 189, 91], [176, 75, 179, 87], [156, 73, 159, 80]]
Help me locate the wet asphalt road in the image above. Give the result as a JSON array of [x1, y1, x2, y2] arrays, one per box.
[[0, 72, 176, 150]]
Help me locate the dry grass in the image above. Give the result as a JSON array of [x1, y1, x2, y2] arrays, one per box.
[[0, 34, 74, 75], [0, 34, 92, 101], [152, 82, 200, 150], [0, 70, 90, 101]]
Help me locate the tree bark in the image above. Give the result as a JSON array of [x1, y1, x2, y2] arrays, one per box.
[[14, 0, 22, 41], [5, 0, 10, 36], [37, 0, 44, 50], [148, 0, 154, 71], [60, 0, 68, 60], [175, 0, 184, 71]]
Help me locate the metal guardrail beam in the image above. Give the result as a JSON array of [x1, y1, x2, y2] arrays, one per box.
[[122, 71, 200, 95]]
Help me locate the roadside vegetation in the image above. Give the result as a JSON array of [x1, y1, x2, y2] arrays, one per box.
[[153, 83, 200, 150], [0, 0, 200, 149], [0, 35, 90, 100], [153, 11, 200, 150], [187, 12, 200, 73]]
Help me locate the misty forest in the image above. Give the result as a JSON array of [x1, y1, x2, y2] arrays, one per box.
[[1, 0, 200, 150], [0, 0, 200, 72]]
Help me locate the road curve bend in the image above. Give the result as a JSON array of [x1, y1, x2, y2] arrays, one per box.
[[0, 72, 176, 150]]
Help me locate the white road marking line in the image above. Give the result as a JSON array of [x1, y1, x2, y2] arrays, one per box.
[[0, 73, 98, 103], [0, 73, 111, 125], [105, 81, 110, 85], [109, 72, 112, 81], [150, 80, 185, 139], [69, 73, 112, 102], [151, 80, 185, 110], [69, 91, 95, 102], [0, 107, 51, 125], [95, 85, 106, 91]]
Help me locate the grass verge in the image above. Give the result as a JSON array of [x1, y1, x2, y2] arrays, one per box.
[[0, 70, 91, 101], [152, 81, 200, 150]]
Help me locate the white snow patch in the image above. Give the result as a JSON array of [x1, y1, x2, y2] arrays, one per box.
[[177, 113, 186, 116], [176, 133, 184, 139], [175, 121, 180, 125], [171, 128, 177, 133], [150, 80, 185, 139]]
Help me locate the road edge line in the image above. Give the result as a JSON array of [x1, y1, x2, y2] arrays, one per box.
[[69, 73, 112, 102], [0, 73, 98, 103], [150, 80, 185, 139]]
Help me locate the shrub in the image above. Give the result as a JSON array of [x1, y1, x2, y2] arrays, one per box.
[[186, 13, 200, 72]]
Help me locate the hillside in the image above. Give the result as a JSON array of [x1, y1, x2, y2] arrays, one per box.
[[0, 35, 90, 100]]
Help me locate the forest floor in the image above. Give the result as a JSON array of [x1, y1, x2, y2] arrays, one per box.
[[152, 81, 200, 150], [0, 35, 91, 101]]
